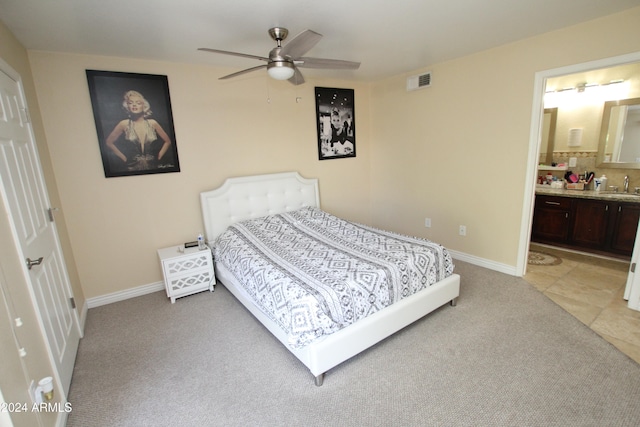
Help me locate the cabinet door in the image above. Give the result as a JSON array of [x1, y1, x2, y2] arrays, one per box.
[[571, 199, 610, 249], [532, 196, 571, 243], [610, 203, 640, 255]]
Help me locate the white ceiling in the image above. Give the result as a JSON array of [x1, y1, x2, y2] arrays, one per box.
[[1, 0, 640, 82]]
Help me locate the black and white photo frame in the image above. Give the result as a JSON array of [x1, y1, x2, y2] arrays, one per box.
[[315, 87, 356, 160]]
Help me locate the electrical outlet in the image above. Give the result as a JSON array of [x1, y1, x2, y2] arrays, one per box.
[[424, 218, 431, 228], [459, 225, 467, 236]]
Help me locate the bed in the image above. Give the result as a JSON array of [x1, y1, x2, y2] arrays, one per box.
[[200, 172, 460, 385]]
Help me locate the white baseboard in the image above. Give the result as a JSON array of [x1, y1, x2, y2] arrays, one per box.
[[86, 281, 164, 309], [448, 249, 518, 276]]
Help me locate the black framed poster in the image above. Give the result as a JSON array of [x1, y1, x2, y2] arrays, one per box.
[[315, 87, 355, 160], [86, 70, 180, 178]]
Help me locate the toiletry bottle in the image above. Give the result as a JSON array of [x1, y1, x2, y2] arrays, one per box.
[[598, 175, 607, 192], [197, 233, 206, 250]]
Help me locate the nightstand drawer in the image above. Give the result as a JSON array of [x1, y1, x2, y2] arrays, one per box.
[[158, 246, 216, 303], [165, 267, 215, 298], [164, 251, 212, 276]]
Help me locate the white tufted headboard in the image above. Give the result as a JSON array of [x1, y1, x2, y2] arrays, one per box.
[[200, 172, 320, 243]]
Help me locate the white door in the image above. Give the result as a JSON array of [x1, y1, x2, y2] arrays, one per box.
[[624, 217, 640, 311], [627, 269, 640, 311], [0, 67, 81, 395]]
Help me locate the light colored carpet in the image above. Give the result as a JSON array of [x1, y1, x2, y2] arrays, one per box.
[[66, 261, 640, 426]]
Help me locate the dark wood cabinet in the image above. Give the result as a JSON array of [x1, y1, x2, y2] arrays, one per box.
[[531, 196, 571, 243], [610, 203, 640, 255], [532, 194, 639, 259], [571, 199, 610, 249]]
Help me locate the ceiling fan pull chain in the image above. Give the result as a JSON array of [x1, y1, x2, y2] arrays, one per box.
[[266, 79, 271, 104]]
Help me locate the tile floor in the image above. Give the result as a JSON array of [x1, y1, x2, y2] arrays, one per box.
[[524, 243, 640, 365]]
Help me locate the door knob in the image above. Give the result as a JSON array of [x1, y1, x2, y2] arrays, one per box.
[[26, 257, 44, 270]]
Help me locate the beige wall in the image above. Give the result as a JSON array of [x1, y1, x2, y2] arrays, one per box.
[[27, 52, 372, 299], [369, 7, 640, 266]]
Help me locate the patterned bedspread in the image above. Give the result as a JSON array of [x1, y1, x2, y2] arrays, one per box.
[[213, 207, 454, 348]]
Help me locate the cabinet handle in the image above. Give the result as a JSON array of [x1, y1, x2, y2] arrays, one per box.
[[565, 213, 568, 218], [545, 201, 561, 205]]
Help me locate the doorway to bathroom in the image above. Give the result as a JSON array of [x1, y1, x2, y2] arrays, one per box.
[[519, 51, 640, 311]]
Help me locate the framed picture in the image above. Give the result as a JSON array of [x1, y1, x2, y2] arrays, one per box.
[[315, 87, 356, 160], [86, 70, 180, 178]]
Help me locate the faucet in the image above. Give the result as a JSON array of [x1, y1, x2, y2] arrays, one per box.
[[624, 175, 629, 193]]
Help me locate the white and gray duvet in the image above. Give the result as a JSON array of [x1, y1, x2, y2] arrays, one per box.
[[213, 207, 454, 348]]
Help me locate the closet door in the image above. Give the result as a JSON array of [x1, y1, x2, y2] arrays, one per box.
[[0, 67, 81, 396]]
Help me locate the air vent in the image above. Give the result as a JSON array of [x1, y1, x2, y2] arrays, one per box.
[[406, 72, 432, 92]]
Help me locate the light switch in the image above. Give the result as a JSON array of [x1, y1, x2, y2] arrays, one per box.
[[569, 157, 577, 167]]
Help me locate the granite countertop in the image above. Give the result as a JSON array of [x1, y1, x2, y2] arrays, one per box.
[[536, 186, 640, 203]]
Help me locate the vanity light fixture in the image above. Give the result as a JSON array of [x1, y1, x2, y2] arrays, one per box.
[[545, 79, 626, 94], [544, 79, 628, 108]]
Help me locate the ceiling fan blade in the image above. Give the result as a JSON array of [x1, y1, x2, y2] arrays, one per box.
[[219, 64, 268, 80], [198, 48, 269, 62], [280, 30, 322, 59], [287, 68, 305, 85], [295, 57, 360, 70]]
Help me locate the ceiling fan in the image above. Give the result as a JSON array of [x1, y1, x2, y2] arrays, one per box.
[[198, 27, 360, 85]]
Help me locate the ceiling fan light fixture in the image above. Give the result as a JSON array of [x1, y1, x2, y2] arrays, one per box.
[[267, 61, 295, 80], [201, 28, 358, 86]]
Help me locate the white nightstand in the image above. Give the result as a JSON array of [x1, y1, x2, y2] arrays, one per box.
[[157, 245, 215, 303]]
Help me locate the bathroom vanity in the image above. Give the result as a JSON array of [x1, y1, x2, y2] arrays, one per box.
[[532, 188, 640, 259]]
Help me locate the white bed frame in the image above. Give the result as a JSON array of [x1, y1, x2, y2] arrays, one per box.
[[200, 172, 460, 386]]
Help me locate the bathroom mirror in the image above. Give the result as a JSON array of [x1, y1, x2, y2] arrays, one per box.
[[540, 108, 558, 165], [597, 97, 640, 169]]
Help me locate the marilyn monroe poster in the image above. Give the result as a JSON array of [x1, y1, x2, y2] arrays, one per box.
[[86, 70, 180, 178]]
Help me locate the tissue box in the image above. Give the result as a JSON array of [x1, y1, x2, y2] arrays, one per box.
[[566, 182, 585, 190]]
